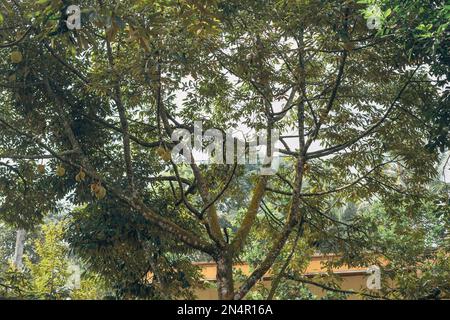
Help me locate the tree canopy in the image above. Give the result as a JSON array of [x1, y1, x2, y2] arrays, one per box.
[[0, 0, 448, 300]]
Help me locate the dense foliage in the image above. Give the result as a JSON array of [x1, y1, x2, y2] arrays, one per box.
[[0, 0, 448, 299]]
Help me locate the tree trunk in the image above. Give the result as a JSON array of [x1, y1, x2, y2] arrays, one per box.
[[13, 229, 26, 270], [216, 253, 234, 300]]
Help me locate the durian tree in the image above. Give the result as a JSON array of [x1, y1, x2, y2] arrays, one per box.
[[0, 0, 448, 300]]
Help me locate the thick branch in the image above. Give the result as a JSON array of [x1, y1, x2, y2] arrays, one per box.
[[105, 36, 135, 191], [190, 163, 225, 246], [231, 176, 268, 253]]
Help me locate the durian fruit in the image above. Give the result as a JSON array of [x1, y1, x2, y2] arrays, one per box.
[[37, 164, 46, 174], [303, 163, 310, 173], [75, 168, 86, 182], [56, 165, 66, 177], [90, 182, 100, 194], [157, 146, 172, 162], [319, 109, 328, 122], [90, 182, 107, 200], [343, 41, 354, 51], [10, 51, 23, 64], [95, 186, 107, 200]]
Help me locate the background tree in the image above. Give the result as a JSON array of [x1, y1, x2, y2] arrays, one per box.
[[1, 220, 105, 299]]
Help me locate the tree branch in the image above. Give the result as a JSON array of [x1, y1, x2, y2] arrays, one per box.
[[307, 66, 421, 160]]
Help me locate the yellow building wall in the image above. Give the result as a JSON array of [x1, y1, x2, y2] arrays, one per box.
[[193, 255, 373, 300]]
